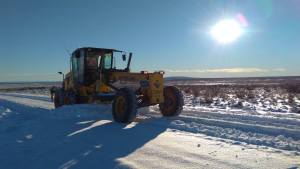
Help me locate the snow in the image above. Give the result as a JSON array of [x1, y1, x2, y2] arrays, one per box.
[[0, 92, 299, 169], [183, 91, 300, 115]]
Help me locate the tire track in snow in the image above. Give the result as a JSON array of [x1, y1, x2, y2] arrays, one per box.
[[146, 107, 300, 152], [0, 93, 53, 110], [183, 110, 300, 129], [178, 115, 300, 140]]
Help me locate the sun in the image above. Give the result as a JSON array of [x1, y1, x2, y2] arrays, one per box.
[[210, 19, 243, 44]]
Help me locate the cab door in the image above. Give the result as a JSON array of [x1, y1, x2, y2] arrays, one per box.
[[71, 49, 85, 85], [99, 52, 113, 84]]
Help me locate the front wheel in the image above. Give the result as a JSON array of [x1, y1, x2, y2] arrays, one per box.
[[159, 86, 183, 116], [112, 88, 137, 123]]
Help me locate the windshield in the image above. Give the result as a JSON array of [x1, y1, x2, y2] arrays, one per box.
[[86, 50, 113, 70], [86, 51, 101, 69], [113, 52, 128, 70], [85, 50, 129, 71]]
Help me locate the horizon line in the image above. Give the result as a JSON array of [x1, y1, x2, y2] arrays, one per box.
[[0, 75, 299, 83]]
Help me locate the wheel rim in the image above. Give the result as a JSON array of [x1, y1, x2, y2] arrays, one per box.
[[115, 96, 127, 115], [164, 89, 176, 113]]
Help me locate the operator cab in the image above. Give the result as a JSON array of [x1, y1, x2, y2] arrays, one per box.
[[70, 47, 132, 86]]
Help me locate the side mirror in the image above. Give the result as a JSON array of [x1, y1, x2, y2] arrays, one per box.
[[122, 54, 126, 61]]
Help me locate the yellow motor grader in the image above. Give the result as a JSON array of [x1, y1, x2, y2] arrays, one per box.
[[54, 47, 183, 123]]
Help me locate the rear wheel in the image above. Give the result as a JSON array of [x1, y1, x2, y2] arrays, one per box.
[[54, 89, 64, 108], [159, 86, 183, 116], [64, 90, 78, 105], [112, 88, 137, 123]]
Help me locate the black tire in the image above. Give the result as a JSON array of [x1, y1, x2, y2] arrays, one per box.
[[65, 90, 78, 105], [112, 88, 137, 123], [159, 86, 183, 116], [54, 89, 64, 108]]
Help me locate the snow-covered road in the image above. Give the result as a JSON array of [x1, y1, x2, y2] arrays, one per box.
[[0, 92, 299, 169]]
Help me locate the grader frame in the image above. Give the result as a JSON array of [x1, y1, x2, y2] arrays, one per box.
[[54, 47, 183, 123]]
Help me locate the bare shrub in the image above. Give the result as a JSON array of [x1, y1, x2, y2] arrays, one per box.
[[183, 87, 192, 95], [219, 90, 228, 100], [174, 78, 300, 112], [288, 93, 295, 104], [264, 86, 272, 93], [245, 85, 255, 91], [285, 84, 300, 94], [235, 89, 248, 99], [191, 87, 201, 97]]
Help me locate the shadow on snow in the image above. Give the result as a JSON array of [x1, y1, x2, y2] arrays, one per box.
[[0, 99, 167, 169]]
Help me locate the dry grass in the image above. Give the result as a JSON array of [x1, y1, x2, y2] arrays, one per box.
[[177, 83, 300, 109]]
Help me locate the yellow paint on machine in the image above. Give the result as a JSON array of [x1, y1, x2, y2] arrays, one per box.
[[148, 73, 164, 104], [109, 71, 164, 105]]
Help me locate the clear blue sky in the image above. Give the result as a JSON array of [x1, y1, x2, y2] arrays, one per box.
[[0, 0, 299, 82]]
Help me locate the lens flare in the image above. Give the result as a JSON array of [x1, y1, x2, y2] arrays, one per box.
[[210, 19, 243, 44], [236, 13, 248, 27]]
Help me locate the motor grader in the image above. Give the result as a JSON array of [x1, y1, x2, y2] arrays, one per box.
[[54, 47, 183, 123]]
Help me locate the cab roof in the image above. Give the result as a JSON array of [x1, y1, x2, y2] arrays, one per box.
[[73, 47, 123, 54]]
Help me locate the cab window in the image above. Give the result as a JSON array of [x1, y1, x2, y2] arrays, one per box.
[[103, 53, 112, 69]]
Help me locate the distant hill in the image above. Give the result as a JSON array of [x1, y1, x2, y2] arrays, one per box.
[[165, 76, 300, 81], [164, 76, 300, 85], [164, 76, 195, 81]]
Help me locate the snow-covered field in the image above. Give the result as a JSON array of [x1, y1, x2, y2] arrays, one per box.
[[182, 87, 300, 113], [0, 85, 300, 168]]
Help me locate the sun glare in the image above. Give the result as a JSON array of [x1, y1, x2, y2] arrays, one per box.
[[210, 19, 243, 44]]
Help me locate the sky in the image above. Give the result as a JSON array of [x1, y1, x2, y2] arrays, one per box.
[[0, 0, 300, 82]]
